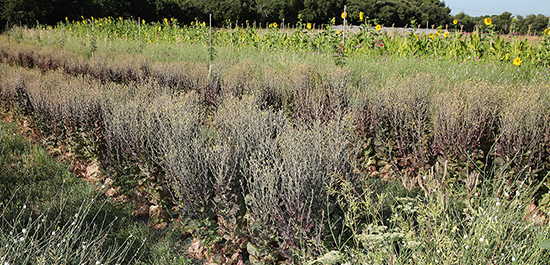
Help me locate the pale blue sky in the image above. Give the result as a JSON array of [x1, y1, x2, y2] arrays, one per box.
[[444, 0, 550, 17]]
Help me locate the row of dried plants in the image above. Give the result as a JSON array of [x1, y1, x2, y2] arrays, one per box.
[[1, 44, 550, 263]]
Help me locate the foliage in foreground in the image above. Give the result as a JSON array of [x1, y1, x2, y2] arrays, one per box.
[[1, 34, 550, 263], [0, 119, 196, 264]]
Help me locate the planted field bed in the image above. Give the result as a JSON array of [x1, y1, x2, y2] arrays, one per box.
[[1, 22, 550, 264]]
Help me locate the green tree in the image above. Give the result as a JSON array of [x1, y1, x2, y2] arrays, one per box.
[[299, 0, 344, 25], [375, 0, 419, 27], [346, 0, 377, 24], [453, 12, 476, 32], [417, 0, 451, 27], [517, 14, 549, 35], [494, 11, 514, 33], [251, 0, 303, 24], [194, 0, 251, 25]]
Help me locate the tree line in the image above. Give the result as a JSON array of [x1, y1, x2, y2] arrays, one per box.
[[0, 0, 548, 35]]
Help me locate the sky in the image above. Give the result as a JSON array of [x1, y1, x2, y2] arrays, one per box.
[[443, 0, 550, 17]]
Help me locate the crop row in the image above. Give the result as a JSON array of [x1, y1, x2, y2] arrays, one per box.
[[1, 43, 550, 261], [5, 16, 550, 67]]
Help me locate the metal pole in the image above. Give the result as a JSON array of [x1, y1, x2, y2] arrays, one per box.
[[209, 14, 213, 79], [343, 5, 346, 47], [61, 21, 64, 48], [210, 14, 212, 63], [92, 19, 95, 57], [342, 5, 346, 65], [37, 21, 40, 48]]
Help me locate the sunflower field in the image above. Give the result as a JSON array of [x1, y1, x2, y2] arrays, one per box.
[[10, 15, 549, 67]]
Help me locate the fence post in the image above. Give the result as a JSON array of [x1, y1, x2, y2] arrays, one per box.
[[342, 5, 346, 65], [91, 19, 96, 57], [37, 21, 41, 48], [61, 21, 64, 48], [209, 14, 213, 79], [138, 17, 141, 53]]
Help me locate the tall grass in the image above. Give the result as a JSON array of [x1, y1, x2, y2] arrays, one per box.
[[0, 120, 147, 264], [2, 32, 550, 263]]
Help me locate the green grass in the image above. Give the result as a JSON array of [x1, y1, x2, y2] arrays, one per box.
[[0, 118, 195, 265]]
